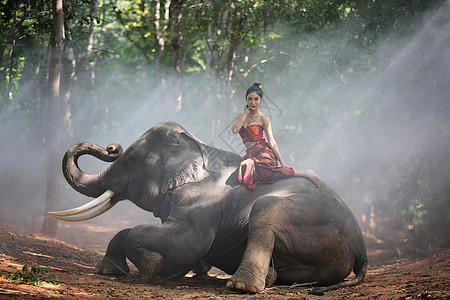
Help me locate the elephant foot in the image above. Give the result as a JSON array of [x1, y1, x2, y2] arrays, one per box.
[[140, 253, 165, 284], [95, 256, 129, 276], [226, 266, 275, 293], [226, 275, 263, 293], [226, 266, 277, 293]]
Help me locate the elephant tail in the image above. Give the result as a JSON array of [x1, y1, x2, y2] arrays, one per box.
[[308, 254, 368, 296]]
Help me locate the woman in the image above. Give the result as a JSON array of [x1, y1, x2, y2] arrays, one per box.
[[231, 82, 320, 190]]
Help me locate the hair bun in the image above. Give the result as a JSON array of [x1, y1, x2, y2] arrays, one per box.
[[246, 82, 264, 98]]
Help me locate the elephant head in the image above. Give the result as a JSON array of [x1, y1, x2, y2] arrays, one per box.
[[50, 122, 212, 221]]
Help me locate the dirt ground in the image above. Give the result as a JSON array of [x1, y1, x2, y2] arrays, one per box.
[[0, 222, 448, 300]]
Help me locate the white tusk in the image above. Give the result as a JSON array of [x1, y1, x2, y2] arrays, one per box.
[[48, 190, 115, 217], [48, 200, 116, 222]]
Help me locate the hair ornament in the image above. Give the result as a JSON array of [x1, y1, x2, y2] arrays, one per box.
[[258, 84, 262, 88]]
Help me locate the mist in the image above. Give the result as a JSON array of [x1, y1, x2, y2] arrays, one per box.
[[0, 1, 449, 252]]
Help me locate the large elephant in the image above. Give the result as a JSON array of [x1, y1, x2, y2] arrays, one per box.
[[50, 122, 367, 295]]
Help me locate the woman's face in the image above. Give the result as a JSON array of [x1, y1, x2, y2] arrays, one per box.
[[246, 92, 262, 111]]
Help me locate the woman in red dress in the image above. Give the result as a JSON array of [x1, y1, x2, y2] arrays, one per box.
[[231, 82, 321, 190]]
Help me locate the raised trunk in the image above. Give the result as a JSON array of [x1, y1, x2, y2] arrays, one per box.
[[62, 142, 122, 198]]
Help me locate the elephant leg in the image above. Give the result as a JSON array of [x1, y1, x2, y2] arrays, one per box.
[[123, 222, 215, 283], [121, 219, 217, 284], [124, 240, 165, 284], [95, 228, 131, 275], [226, 200, 276, 293]]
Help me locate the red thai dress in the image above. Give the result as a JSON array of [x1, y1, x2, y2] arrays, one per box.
[[238, 124, 294, 190]]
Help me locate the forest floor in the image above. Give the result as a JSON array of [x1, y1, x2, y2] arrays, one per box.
[[0, 221, 449, 300]]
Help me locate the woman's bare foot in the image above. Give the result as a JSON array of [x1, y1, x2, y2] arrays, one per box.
[[305, 169, 321, 187]]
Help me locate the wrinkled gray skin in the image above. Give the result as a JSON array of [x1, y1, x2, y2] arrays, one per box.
[[62, 122, 367, 295]]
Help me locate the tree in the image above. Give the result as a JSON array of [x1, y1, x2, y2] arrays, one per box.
[[40, 0, 65, 238], [172, 0, 184, 111], [153, 0, 171, 85]]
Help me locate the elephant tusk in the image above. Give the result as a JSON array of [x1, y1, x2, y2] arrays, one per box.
[[48, 200, 116, 222], [48, 190, 115, 217]]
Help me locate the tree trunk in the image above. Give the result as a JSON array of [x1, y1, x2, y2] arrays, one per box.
[[40, 0, 65, 238], [61, 20, 76, 146], [86, 0, 98, 89], [153, 0, 171, 85], [223, 7, 247, 124], [4, 0, 18, 113], [172, 0, 183, 111]]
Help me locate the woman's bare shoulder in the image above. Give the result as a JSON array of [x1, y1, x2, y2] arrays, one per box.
[[261, 114, 271, 125]]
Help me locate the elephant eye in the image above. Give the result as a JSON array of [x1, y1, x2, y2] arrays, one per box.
[[167, 134, 183, 146], [145, 153, 160, 165]]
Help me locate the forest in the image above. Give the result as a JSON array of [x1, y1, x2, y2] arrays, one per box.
[[0, 0, 449, 264]]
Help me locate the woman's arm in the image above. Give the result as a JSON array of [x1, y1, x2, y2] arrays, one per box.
[[231, 107, 251, 134], [263, 116, 289, 167]]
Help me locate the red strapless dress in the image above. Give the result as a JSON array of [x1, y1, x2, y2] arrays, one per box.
[[238, 125, 294, 190]]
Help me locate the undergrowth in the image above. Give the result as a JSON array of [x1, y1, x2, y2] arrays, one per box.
[[5, 264, 57, 286]]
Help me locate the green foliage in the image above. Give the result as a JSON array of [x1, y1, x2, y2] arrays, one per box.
[[7, 264, 57, 286], [0, 0, 51, 109]]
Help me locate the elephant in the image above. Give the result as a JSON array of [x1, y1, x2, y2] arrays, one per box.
[[50, 121, 367, 295]]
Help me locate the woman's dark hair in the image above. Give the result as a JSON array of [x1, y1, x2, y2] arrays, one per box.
[[245, 82, 263, 98]]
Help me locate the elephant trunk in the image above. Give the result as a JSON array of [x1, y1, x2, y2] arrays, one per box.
[[62, 142, 123, 198]]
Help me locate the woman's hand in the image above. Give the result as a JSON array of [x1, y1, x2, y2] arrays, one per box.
[[280, 162, 290, 168], [232, 109, 251, 134]]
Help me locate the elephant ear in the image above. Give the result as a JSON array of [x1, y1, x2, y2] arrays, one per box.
[[160, 131, 212, 193]]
